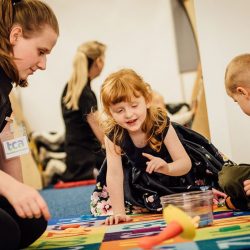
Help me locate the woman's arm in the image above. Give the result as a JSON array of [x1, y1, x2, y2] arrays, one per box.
[[0, 155, 23, 181], [87, 111, 104, 145], [104, 136, 131, 225], [0, 170, 50, 220], [0, 123, 50, 220], [0, 122, 22, 181]]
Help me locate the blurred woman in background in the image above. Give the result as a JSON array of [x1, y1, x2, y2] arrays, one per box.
[[61, 41, 106, 182]]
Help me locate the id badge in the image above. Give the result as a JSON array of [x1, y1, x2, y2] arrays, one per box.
[[0, 118, 30, 159]]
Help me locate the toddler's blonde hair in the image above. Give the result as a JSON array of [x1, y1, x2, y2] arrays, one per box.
[[225, 53, 250, 96]]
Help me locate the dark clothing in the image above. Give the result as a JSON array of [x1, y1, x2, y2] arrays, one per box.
[[0, 67, 47, 248], [0, 68, 13, 132], [219, 163, 250, 210], [0, 196, 47, 249], [61, 81, 105, 181], [90, 117, 226, 215]]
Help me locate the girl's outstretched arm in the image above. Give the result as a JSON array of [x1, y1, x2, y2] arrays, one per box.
[[104, 136, 132, 225], [162, 123, 192, 176]]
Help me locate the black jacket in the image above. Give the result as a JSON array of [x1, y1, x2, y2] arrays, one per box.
[[0, 68, 13, 132]]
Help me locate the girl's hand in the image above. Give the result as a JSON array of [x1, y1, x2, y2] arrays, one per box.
[[212, 188, 227, 205], [142, 153, 168, 174], [244, 180, 250, 196], [104, 214, 132, 225], [4, 180, 51, 220]]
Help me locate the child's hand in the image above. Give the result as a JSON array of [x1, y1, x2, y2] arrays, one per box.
[[212, 188, 227, 205], [142, 153, 168, 174], [104, 214, 132, 225], [244, 180, 250, 195]]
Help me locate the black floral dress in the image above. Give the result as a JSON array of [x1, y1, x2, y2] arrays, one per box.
[[90, 117, 227, 216]]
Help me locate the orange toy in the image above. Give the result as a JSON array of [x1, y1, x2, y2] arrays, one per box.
[[60, 223, 81, 230], [138, 205, 198, 249]]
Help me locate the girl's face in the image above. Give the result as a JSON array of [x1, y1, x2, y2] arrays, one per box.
[[109, 95, 150, 134], [10, 24, 58, 81]]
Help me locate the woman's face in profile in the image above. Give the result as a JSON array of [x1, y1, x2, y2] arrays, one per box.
[[89, 54, 105, 79], [11, 25, 58, 81], [96, 55, 105, 75]]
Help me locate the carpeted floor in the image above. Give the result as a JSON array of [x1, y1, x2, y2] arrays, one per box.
[[36, 187, 250, 250], [32, 187, 250, 249], [40, 185, 95, 218], [27, 209, 250, 249]]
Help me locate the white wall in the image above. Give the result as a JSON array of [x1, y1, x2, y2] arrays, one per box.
[[194, 0, 250, 163], [19, 0, 183, 132]]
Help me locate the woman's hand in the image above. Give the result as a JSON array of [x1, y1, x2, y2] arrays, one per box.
[[104, 214, 132, 225], [142, 153, 168, 174], [4, 180, 51, 220], [244, 179, 250, 196]]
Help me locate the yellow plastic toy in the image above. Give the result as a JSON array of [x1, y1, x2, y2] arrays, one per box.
[[138, 205, 198, 249]]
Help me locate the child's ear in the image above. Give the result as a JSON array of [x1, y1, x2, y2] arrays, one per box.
[[236, 87, 249, 98], [9, 25, 23, 45]]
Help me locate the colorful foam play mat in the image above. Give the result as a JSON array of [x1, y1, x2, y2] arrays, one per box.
[[27, 210, 250, 250]]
